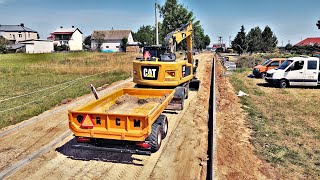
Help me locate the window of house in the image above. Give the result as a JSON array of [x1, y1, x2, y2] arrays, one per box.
[[13, 35, 15, 39], [307, 60, 317, 70], [18, 34, 22, 38], [28, 33, 30, 38], [106, 46, 109, 48], [116, 46, 120, 48]]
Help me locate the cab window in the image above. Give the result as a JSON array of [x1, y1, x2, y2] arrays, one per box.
[[269, 61, 279, 67], [291, 61, 304, 71], [307, 61, 317, 70]]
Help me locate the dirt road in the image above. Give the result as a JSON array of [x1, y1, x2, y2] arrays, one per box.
[[1, 53, 213, 180]]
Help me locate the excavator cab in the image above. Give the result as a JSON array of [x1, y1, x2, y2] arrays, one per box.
[[141, 46, 176, 62]]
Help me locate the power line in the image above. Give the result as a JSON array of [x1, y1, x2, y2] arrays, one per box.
[[0, 70, 111, 103], [0, 81, 77, 114]]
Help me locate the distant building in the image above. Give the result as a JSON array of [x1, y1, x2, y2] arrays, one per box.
[[0, 23, 38, 43], [49, 26, 83, 51], [91, 30, 134, 52], [212, 43, 226, 51], [20, 40, 54, 53], [295, 37, 320, 46]]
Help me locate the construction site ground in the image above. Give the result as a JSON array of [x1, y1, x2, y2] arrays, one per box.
[[0, 53, 213, 180], [215, 56, 277, 179]]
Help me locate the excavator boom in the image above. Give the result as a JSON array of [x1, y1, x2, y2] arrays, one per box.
[[164, 22, 193, 63]]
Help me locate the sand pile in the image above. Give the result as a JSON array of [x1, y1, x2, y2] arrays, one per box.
[[107, 94, 168, 111]]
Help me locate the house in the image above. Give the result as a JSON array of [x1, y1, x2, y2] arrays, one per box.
[[20, 40, 53, 53], [49, 26, 83, 51], [0, 23, 38, 43], [295, 37, 320, 46], [91, 30, 134, 52]]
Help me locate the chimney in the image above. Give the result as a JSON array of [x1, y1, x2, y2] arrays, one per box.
[[60, 26, 63, 28], [72, 25, 74, 28], [20, 23, 24, 27]]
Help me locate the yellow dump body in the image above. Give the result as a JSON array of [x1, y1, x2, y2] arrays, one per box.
[[68, 88, 174, 141]]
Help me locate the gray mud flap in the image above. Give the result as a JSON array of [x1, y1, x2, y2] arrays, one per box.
[[166, 86, 185, 110], [189, 79, 200, 90]]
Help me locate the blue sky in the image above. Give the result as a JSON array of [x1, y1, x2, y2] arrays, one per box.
[[1, 0, 320, 46]]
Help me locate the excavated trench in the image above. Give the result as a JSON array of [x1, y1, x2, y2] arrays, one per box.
[[207, 57, 215, 180]]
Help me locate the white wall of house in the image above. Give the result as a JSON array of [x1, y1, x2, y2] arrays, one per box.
[[91, 40, 123, 52], [25, 44, 34, 53], [128, 32, 134, 43], [23, 41, 53, 53], [91, 32, 134, 52], [4, 32, 38, 42], [102, 42, 122, 52], [69, 30, 83, 51]]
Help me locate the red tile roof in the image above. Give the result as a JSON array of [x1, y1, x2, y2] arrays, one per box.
[[295, 37, 320, 46]]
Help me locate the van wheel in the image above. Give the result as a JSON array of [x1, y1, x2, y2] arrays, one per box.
[[279, 79, 288, 88], [148, 123, 162, 152], [260, 73, 266, 79]]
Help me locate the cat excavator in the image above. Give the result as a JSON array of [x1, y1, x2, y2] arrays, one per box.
[[133, 22, 200, 110]]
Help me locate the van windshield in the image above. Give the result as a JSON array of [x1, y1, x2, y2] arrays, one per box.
[[278, 60, 293, 70], [262, 59, 271, 66]]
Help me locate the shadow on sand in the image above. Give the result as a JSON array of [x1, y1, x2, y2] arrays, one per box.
[[56, 138, 145, 166]]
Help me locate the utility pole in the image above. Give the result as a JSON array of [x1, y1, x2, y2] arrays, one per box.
[[229, 36, 231, 48], [316, 18, 320, 60], [218, 36, 222, 47], [155, 1, 159, 45]]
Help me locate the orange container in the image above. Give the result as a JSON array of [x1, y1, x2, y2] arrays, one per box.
[[68, 88, 174, 141]]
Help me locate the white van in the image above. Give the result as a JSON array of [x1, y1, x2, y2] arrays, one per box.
[[265, 56, 320, 88]]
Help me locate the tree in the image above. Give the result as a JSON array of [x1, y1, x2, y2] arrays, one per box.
[[204, 35, 211, 48], [232, 25, 247, 55], [133, 25, 156, 46], [84, 35, 91, 46], [159, 0, 210, 50], [0, 36, 7, 54], [285, 43, 292, 51], [92, 31, 105, 52], [133, 0, 210, 50], [261, 26, 278, 52], [246, 26, 262, 53], [121, 37, 128, 52], [160, 0, 192, 36]]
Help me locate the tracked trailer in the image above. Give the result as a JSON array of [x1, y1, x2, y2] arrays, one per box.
[[68, 88, 175, 155]]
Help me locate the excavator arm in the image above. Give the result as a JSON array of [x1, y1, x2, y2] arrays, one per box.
[[164, 22, 193, 64]]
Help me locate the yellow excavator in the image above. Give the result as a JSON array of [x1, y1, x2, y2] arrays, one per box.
[[133, 22, 200, 110]]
